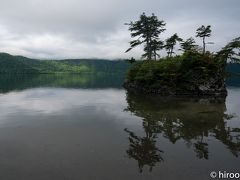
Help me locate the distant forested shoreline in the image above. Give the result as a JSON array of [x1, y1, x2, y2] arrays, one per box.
[[0, 53, 131, 74]]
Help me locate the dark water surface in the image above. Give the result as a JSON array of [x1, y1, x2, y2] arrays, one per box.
[[0, 74, 239, 180]]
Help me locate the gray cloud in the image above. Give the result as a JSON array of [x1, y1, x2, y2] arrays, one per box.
[[0, 0, 239, 59]]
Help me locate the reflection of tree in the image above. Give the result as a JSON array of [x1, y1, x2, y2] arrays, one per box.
[[194, 138, 208, 159], [214, 126, 240, 157], [124, 91, 240, 170], [124, 125, 163, 172]]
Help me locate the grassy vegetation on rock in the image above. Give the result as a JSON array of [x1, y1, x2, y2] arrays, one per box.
[[124, 51, 226, 96]]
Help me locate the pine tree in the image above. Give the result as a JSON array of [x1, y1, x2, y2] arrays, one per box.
[[217, 37, 240, 63], [196, 25, 212, 54], [164, 33, 182, 57], [125, 13, 166, 60]]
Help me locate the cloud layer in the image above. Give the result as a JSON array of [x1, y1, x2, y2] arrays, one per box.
[[0, 0, 239, 59]]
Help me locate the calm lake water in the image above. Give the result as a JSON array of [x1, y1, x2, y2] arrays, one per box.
[[0, 74, 239, 180]]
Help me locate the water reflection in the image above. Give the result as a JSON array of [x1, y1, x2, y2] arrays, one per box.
[[124, 127, 163, 173], [0, 73, 124, 93], [125, 92, 240, 172], [0, 74, 239, 179]]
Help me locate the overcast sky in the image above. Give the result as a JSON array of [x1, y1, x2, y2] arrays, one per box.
[[0, 0, 239, 59]]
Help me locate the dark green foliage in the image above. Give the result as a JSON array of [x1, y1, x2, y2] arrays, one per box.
[[0, 53, 132, 74], [196, 25, 212, 54], [126, 51, 224, 94], [127, 57, 183, 88], [217, 37, 240, 63], [179, 51, 221, 84], [0, 53, 41, 74], [125, 13, 166, 60], [125, 37, 240, 95], [180, 37, 197, 52], [148, 39, 164, 60], [164, 33, 182, 57], [214, 37, 240, 77]]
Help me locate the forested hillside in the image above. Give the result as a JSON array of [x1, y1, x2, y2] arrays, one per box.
[[0, 53, 131, 74]]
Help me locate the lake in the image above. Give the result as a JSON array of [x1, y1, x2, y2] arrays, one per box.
[[0, 74, 239, 180]]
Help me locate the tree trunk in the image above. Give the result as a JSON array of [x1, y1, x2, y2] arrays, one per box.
[[203, 37, 205, 54], [154, 50, 156, 60], [147, 37, 152, 60], [170, 47, 173, 57]]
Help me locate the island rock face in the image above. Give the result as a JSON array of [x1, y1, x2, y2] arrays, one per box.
[[123, 52, 228, 97], [124, 76, 227, 97]]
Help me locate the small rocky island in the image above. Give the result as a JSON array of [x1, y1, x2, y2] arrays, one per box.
[[124, 51, 228, 97], [123, 13, 239, 97]]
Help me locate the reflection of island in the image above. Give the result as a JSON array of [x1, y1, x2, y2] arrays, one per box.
[[125, 92, 240, 172]]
